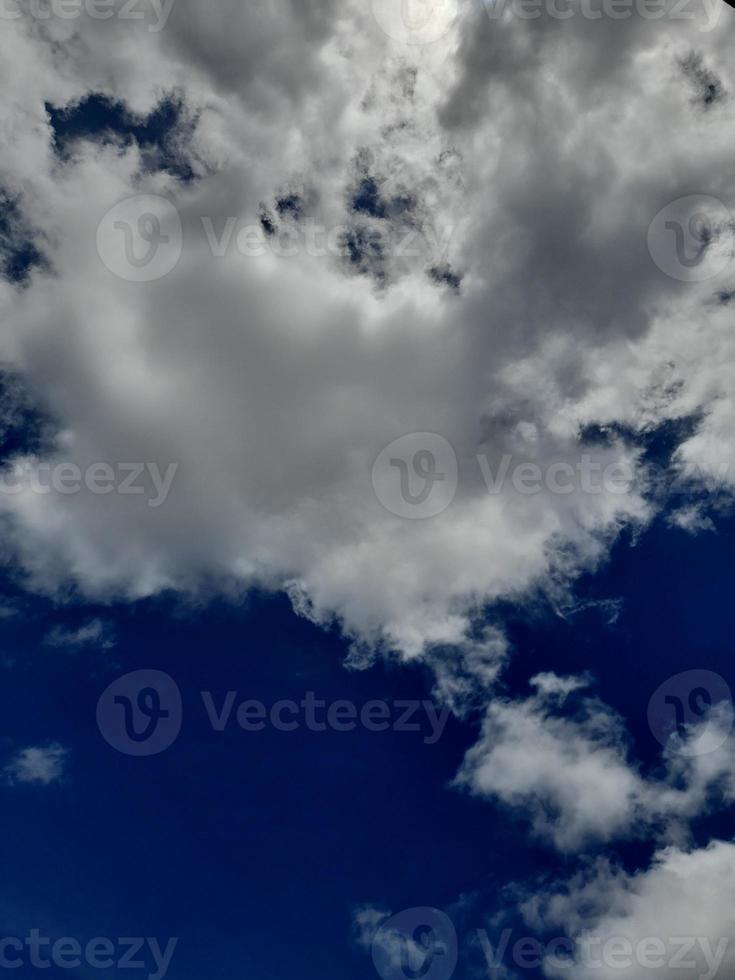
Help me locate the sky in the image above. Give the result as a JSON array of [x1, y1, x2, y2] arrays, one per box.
[[1, 1, 735, 979]]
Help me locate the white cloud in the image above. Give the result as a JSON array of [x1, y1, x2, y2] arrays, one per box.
[[353, 905, 391, 949], [4, 16, 735, 969], [523, 841, 735, 980], [0, 0, 731, 663], [4, 744, 68, 786], [457, 675, 735, 851], [667, 505, 716, 533]]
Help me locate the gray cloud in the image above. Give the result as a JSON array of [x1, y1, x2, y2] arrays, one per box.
[[0, 1, 731, 663]]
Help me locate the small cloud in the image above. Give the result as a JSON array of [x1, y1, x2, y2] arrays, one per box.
[[667, 505, 715, 534], [0, 599, 20, 620], [43, 618, 115, 651], [5, 743, 68, 786], [352, 905, 391, 950], [530, 672, 591, 701]]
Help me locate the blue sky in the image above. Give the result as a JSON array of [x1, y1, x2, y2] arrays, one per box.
[[1, 408, 733, 978], [2, 4, 735, 980]]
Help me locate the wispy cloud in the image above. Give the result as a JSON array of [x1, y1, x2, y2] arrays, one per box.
[[43, 619, 115, 652]]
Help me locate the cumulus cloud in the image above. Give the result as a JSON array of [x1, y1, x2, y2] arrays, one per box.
[[0, 0, 731, 663], [523, 841, 735, 980], [6, 15, 735, 975], [457, 674, 735, 851]]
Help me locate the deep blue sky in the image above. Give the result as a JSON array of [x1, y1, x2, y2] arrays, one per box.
[[1, 506, 733, 980]]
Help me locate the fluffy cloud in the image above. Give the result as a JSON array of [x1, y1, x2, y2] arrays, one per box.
[[0, 0, 732, 661], [523, 841, 735, 980], [457, 674, 735, 850]]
